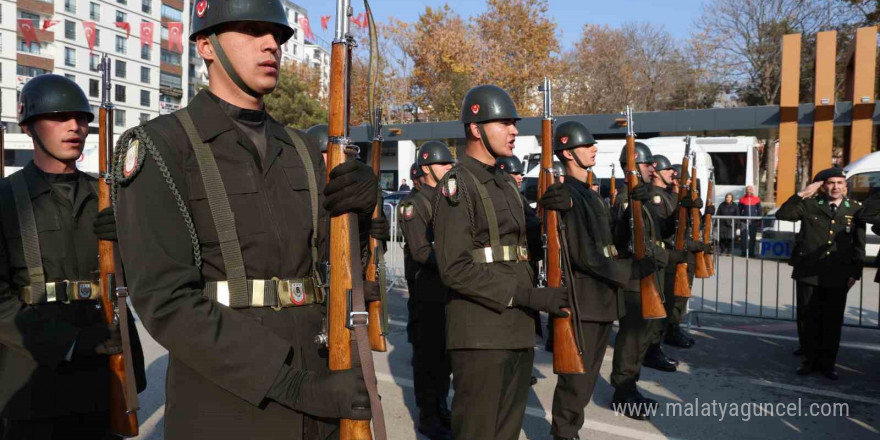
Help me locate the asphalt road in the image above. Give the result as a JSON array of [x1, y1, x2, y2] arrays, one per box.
[[129, 281, 880, 440]]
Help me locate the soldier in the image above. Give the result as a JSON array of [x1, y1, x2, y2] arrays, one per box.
[[540, 121, 639, 440], [111, 1, 379, 438], [404, 162, 426, 345], [400, 142, 455, 440], [495, 156, 525, 188], [609, 143, 687, 420], [0, 74, 146, 439], [433, 85, 567, 440], [776, 168, 865, 380], [305, 124, 328, 165]]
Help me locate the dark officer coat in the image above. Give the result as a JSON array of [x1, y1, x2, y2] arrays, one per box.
[[776, 194, 865, 288], [561, 178, 628, 322], [0, 162, 145, 420], [434, 155, 536, 350], [114, 91, 332, 439], [400, 184, 449, 303], [652, 184, 698, 280]]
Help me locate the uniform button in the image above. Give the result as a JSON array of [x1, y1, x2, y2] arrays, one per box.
[[831, 220, 836, 224], [829, 231, 834, 235], [828, 240, 832, 244], [826, 251, 831, 255]]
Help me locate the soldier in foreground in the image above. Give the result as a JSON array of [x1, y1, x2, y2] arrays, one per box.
[[400, 142, 455, 440], [776, 168, 865, 381], [434, 85, 567, 440], [112, 1, 377, 437], [0, 75, 145, 439], [541, 121, 634, 440]]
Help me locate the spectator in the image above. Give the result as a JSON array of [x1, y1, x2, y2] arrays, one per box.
[[739, 185, 762, 257], [399, 178, 411, 192], [717, 193, 739, 255]]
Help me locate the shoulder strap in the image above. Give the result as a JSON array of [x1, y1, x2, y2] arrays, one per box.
[[457, 167, 503, 259], [284, 128, 321, 275], [411, 190, 433, 221], [175, 109, 249, 308], [9, 172, 45, 302]]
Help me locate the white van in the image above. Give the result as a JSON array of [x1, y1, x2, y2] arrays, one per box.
[[845, 150, 880, 258]]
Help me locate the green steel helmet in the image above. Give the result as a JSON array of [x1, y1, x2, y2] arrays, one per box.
[[618, 142, 653, 168], [553, 120, 596, 152], [410, 162, 425, 180], [671, 164, 682, 178], [189, 0, 294, 43], [551, 161, 566, 177], [496, 156, 524, 175], [18, 74, 94, 125], [652, 154, 673, 171], [306, 124, 328, 153], [460, 85, 520, 124], [417, 141, 454, 166]]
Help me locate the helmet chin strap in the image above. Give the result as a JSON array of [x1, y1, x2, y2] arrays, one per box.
[[28, 121, 71, 165], [658, 171, 671, 187], [209, 33, 262, 99], [571, 151, 590, 171], [476, 124, 499, 160]]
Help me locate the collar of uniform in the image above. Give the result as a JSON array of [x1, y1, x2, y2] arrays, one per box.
[[187, 90, 240, 142], [419, 183, 438, 197], [460, 155, 496, 183], [22, 161, 54, 199]]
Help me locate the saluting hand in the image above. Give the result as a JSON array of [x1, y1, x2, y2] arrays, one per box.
[[798, 181, 823, 199]]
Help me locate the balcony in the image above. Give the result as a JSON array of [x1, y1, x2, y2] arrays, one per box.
[[159, 100, 181, 115], [17, 53, 54, 72], [18, 0, 54, 15], [17, 27, 55, 44]]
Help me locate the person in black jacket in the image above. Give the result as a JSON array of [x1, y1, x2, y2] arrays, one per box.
[[716, 193, 740, 255]]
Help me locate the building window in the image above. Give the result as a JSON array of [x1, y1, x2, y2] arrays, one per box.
[[140, 113, 150, 124], [160, 4, 182, 21], [19, 12, 39, 21], [117, 0, 128, 6], [65, 74, 76, 81], [65, 20, 76, 40], [115, 109, 125, 127], [141, 44, 151, 61], [115, 85, 126, 102], [115, 60, 126, 78], [140, 66, 150, 83], [116, 10, 126, 23], [93, 29, 100, 47], [90, 2, 100, 20], [160, 49, 181, 65], [89, 79, 99, 97], [115, 35, 126, 54], [140, 90, 150, 107], [65, 47, 76, 67], [17, 66, 48, 77], [65, 0, 77, 13], [90, 53, 100, 71], [17, 39, 41, 55], [159, 72, 181, 89], [90, 105, 100, 118], [142, 0, 151, 14]]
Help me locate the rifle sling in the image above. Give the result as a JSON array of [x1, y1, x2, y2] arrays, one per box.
[[458, 167, 528, 263], [283, 128, 321, 279], [10, 171, 46, 301], [113, 249, 140, 413]]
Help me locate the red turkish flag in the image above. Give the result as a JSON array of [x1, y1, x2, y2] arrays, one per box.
[[42, 20, 59, 31], [82, 21, 97, 53], [168, 22, 184, 53], [115, 21, 131, 39], [321, 15, 331, 31], [298, 16, 314, 41], [140, 21, 154, 48], [17, 19, 39, 46]]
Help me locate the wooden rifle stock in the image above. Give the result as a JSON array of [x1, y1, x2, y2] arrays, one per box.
[[672, 148, 691, 298], [703, 173, 715, 276], [586, 169, 594, 187], [609, 164, 617, 207], [365, 109, 387, 352], [690, 163, 710, 278], [98, 55, 139, 437], [623, 108, 665, 319]]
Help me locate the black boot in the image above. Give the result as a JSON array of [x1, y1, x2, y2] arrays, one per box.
[[664, 327, 694, 348], [643, 344, 677, 372], [418, 411, 452, 440], [611, 390, 656, 421]]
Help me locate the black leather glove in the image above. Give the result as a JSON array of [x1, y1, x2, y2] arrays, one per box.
[[704, 205, 715, 216], [75, 324, 122, 358], [686, 238, 703, 253], [680, 196, 693, 209], [692, 197, 704, 209], [631, 257, 656, 280], [324, 161, 379, 217], [513, 287, 569, 317], [369, 217, 390, 241], [363, 280, 381, 303], [539, 183, 572, 212], [630, 183, 651, 202], [668, 249, 689, 264], [93, 207, 117, 242], [267, 365, 371, 420]]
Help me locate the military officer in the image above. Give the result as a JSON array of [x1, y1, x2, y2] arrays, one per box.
[[0, 74, 146, 439], [539, 121, 641, 440], [111, 1, 378, 438], [433, 85, 567, 440], [399, 142, 455, 440], [776, 168, 865, 380], [609, 143, 686, 420]]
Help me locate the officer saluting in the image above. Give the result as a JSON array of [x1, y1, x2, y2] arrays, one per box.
[[539, 121, 632, 440], [0, 75, 146, 438], [400, 141, 455, 440], [434, 85, 567, 440], [776, 168, 865, 381], [112, 0, 378, 438]]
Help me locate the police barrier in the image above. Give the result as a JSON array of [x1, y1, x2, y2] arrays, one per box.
[[690, 215, 879, 329]]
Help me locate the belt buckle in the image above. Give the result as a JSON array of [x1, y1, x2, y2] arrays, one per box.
[[290, 280, 306, 305], [76, 282, 93, 300]]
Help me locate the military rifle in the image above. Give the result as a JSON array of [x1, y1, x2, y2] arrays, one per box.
[[703, 170, 716, 276], [690, 156, 710, 278], [623, 106, 666, 319], [609, 163, 617, 207], [672, 138, 692, 298], [538, 77, 585, 374], [366, 107, 387, 352], [327, 1, 386, 438], [97, 53, 140, 437], [586, 168, 594, 187]]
